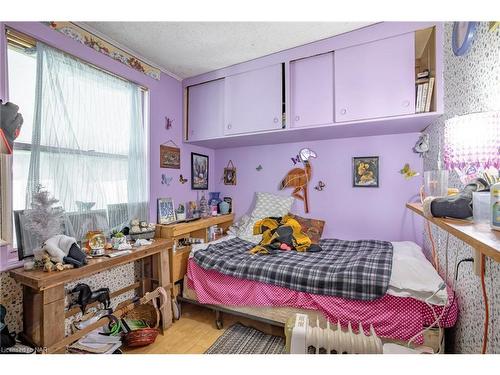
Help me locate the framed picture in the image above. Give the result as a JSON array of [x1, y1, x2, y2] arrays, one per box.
[[223, 160, 237, 185], [160, 144, 180, 169], [191, 152, 209, 190], [157, 198, 176, 224], [352, 156, 379, 187]]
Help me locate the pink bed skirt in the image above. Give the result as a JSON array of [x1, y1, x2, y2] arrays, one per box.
[[187, 259, 458, 344]]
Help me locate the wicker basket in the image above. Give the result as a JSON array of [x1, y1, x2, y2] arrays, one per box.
[[129, 229, 155, 241], [122, 302, 159, 347]]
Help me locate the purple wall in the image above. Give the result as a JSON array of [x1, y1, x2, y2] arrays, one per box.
[[214, 133, 423, 244], [0, 22, 215, 228]]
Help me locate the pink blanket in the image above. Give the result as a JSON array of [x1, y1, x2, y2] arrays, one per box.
[[187, 259, 458, 344]]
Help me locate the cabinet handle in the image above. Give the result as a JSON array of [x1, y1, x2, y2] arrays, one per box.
[[273, 117, 279, 123], [402, 100, 410, 107], [227, 124, 232, 130], [295, 115, 300, 122], [340, 108, 347, 115]]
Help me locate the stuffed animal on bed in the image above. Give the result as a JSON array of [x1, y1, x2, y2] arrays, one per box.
[[250, 215, 322, 255]]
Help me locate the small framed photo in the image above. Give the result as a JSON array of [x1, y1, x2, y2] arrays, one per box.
[[191, 152, 209, 190], [223, 160, 237, 185], [158, 198, 176, 224], [353, 156, 379, 187]]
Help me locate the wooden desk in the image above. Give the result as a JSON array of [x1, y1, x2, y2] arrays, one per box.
[[406, 203, 500, 262], [155, 214, 234, 317], [9, 239, 173, 353]]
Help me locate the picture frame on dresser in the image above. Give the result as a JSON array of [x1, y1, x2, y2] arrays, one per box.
[[158, 197, 176, 224]]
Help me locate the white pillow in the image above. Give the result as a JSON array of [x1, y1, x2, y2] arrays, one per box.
[[251, 192, 295, 219], [238, 192, 295, 243], [388, 241, 448, 305]]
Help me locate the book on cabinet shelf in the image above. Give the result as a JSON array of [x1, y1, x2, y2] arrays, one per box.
[[415, 76, 434, 113]]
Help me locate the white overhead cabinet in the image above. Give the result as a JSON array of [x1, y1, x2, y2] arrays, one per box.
[[290, 52, 334, 128], [187, 79, 224, 141], [224, 64, 283, 135], [334, 32, 416, 122]]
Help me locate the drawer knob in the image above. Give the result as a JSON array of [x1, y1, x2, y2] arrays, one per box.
[[273, 117, 279, 123], [340, 108, 347, 115], [402, 100, 410, 107], [295, 115, 300, 121], [227, 124, 232, 129]]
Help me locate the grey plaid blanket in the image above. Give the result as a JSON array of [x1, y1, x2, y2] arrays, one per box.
[[192, 237, 393, 300]]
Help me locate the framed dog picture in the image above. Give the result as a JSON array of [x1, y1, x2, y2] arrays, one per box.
[[223, 160, 237, 185], [353, 156, 379, 187], [160, 143, 180, 169], [157, 197, 176, 224], [191, 152, 209, 190]]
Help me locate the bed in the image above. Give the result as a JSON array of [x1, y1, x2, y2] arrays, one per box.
[[180, 234, 458, 352]]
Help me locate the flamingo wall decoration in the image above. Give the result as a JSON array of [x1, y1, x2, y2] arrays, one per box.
[[279, 148, 317, 213]]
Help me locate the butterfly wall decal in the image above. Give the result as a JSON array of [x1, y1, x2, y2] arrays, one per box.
[[161, 174, 173, 186], [314, 181, 326, 191], [399, 163, 420, 180], [165, 117, 173, 130], [179, 174, 188, 184], [291, 154, 302, 165]]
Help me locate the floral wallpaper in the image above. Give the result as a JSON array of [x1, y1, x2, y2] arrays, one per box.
[[423, 22, 500, 353]]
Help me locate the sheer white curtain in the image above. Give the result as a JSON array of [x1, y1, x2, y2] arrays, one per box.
[[21, 42, 148, 251]]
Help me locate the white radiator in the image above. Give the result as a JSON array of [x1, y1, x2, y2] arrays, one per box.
[[285, 314, 383, 354]]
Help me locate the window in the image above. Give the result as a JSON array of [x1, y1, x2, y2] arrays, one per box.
[[7, 30, 149, 257]]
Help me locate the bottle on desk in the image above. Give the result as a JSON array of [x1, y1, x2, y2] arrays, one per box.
[[491, 182, 500, 231]]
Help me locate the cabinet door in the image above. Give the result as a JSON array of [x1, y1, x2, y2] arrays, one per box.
[[334, 32, 415, 122], [187, 79, 224, 141], [224, 64, 283, 135], [290, 52, 334, 128]]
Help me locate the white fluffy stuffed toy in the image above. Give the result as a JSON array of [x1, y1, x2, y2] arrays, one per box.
[[43, 234, 78, 263]]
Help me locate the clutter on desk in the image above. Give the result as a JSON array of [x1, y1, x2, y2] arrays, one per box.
[[129, 218, 155, 240]]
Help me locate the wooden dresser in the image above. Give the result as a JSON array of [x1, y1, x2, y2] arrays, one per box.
[[155, 214, 234, 317]]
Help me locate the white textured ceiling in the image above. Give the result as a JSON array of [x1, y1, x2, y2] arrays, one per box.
[[82, 22, 376, 79]]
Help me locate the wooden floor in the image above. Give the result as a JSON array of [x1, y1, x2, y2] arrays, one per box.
[[125, 303, 284, 354]]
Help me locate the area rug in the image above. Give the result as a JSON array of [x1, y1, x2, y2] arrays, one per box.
[[205, 323, 286, 354]]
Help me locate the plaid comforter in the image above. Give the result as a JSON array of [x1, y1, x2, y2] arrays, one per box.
[[192, 237, 393, 300]]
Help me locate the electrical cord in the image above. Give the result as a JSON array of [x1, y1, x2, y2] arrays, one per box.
[[480, 254, 489, 354]]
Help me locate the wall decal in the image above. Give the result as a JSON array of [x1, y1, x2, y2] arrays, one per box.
[[160, 140, 180, 169], [191, 153, 209, 190], [314, 181, 326, 191], [279, 148, 317, 213], [353, 156, 379, 188], [179, 174, 188, 184], [165, 117, 173, 130], [223, 160, 237, 185], [256, 164, 263, 171], [413, 133, 430, 157], [161, 174, 173, 186], [291, 154, 302, 165], [399, 163, 420, 180]]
